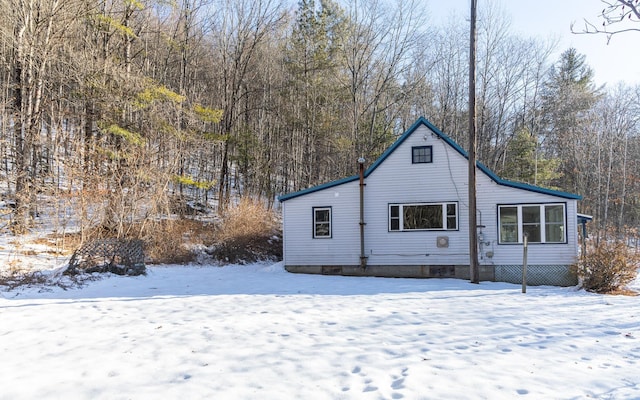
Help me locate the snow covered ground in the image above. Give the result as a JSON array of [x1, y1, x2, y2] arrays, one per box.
[[1, 262, 639, 400]]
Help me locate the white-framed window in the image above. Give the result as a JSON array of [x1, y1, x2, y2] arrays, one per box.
[[498, 203, 566, 244], [389, 202, 458, 231], [313, 207, 332, 238]]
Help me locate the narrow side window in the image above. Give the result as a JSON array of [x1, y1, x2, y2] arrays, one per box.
[[313, 207, 332, 238], [446, 203, 457, 230], [390, 205, 400, 231], [499, 206, 519, 243], [544, 204, 565, 243]]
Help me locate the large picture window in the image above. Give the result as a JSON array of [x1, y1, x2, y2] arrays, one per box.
[[313, 207, 332, 238], [389, 202, 457, 231], [498, 203, 566, 244]]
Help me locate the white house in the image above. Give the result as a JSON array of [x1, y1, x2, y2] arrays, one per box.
[[278, 117, 583, 286]]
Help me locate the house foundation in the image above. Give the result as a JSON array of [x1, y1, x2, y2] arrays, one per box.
[[284, 264, 577, 286]]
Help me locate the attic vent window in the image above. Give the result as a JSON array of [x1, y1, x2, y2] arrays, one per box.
[[412, 146, 432, 164]]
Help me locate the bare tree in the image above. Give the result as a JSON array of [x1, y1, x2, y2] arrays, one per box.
[[587, 85, 639, 232], [206, 0, 285, 210], [572, 0, 640, 42], [420, 21, 468, 144], [6, 0, 84, 233], [338, 0, 426, 172]]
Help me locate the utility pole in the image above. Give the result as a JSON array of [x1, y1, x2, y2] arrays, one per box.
[[468, 0, 480, 284]]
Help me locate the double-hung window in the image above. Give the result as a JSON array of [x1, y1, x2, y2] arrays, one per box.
[[313, 207, 332, 238], [389, 202, 457, 231], [498, 203, 566, 244]]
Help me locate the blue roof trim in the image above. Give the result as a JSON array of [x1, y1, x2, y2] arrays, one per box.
[[363, 117, 426, 175], [277, 175, 358, 202], [365, 117, 468, 175], [279, 117, 582, 202], [476, 162, 582, 199]]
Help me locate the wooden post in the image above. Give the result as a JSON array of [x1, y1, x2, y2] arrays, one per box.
[[522, 233, 528, 293]]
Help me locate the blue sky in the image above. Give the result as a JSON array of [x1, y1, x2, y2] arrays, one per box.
[[428, 0, 640, 87]]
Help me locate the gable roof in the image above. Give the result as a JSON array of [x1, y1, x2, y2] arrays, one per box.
[[278, 117, 582, 202]]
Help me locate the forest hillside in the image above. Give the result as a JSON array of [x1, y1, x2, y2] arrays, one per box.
[[1, 0, 638, 246]]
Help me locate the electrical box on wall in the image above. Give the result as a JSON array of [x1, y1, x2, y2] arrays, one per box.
[[436, 236, 449, 248]]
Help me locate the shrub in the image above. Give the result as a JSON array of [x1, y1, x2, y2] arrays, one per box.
[[209, 198, 282, 264], [49, 199, 281, 267], [0, 261, 50, 290], [69, 218, 215, 265], [572, 240, 640, 294], [137, 218, 215, 264]]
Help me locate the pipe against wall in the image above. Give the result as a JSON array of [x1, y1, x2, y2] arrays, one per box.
[[358, 158, 367, 268]]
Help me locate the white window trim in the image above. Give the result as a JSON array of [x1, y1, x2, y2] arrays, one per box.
[[389, 202, 458, 231], [313, 207, 332, 239], [498, 203, 566, 244]]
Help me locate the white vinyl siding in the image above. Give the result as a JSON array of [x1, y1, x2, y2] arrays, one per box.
[[363, 125, 470, 265], [281, 180, 361, 266], [282, 123, 579, 268]]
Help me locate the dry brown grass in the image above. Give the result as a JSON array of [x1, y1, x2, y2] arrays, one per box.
[[30, 232, 83, 254], [0, 262, 100, 290], [13, 219, 213, 267], [216, 199, 278, 241], [209, 199, 282, 264], [140, 218, 216, 264], [115, 199, 282, 265], [3, 198, 281, 285], [0, 262, 49, 290], [607, 288, 639, 296]]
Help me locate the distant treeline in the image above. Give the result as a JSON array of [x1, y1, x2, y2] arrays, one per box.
[[0, 0, 638, 236]]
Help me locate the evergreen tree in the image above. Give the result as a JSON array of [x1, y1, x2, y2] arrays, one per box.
[[501, 128, 560, 187], [540, 48, 600, 193]]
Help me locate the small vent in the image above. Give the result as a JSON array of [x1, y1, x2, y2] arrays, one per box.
[[436, 236, 449, 248], [429, 265, 455, 277]]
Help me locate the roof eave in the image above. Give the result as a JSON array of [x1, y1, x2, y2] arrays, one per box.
[[278, 117, 583, 202], [476, 163, 582, 200], [278, 175, 359, 202]]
